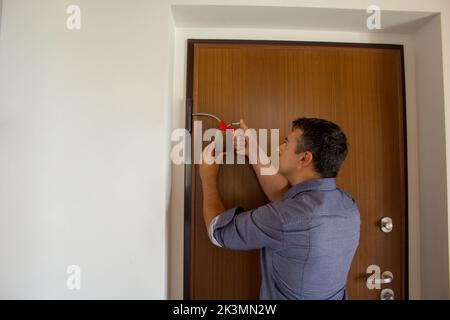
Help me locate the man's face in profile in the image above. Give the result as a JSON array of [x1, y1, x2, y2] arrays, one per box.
[[278, 129, 303, 177]]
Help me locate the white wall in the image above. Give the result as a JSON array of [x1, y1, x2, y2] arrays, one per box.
[[0, 0, 450, 300], [0, 0, 170, 299], [414, 15, 449, 299]]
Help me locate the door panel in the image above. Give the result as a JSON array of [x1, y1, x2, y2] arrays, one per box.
[[186, 41, 407, 300]]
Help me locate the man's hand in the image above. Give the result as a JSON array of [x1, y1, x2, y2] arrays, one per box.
[[233, 119, 256, 157]]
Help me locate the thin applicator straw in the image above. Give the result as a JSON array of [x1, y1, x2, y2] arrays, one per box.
[[192, 112, 240, 127]]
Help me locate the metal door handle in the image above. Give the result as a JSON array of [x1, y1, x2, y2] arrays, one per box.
[[381, 289, 395, 300], [380, 217, 393, 233], [374, 271, 393, 284]]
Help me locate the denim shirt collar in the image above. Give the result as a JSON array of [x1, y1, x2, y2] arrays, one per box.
[[283, 178, 337, 200]]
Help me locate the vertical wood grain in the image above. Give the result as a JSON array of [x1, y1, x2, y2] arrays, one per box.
[[189, 42, 406, 300]]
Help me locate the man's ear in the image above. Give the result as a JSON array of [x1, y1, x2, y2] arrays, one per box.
[[297, 151, 314, 168]]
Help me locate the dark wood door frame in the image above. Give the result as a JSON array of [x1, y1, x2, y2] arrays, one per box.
[[183, 39, 409, 300]]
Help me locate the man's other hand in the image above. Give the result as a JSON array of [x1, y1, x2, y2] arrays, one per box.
[[199, 141, 225, 182]]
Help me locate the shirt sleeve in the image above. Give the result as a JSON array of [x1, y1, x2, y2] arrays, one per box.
[[208, 203, 285, 250]]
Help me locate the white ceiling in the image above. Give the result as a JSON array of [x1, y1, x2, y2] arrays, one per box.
[[172, 5, 437, 34]]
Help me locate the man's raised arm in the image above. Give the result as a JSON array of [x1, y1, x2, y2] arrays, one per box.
[[235, 120, 290, 202]]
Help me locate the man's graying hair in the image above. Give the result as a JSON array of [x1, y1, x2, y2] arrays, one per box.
[[292, 118, 348, 178]]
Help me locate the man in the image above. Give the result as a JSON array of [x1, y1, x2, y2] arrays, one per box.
[[199, 117, 360, 300]]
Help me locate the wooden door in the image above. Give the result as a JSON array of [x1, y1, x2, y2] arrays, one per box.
[[184, 40, 407, 300]]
